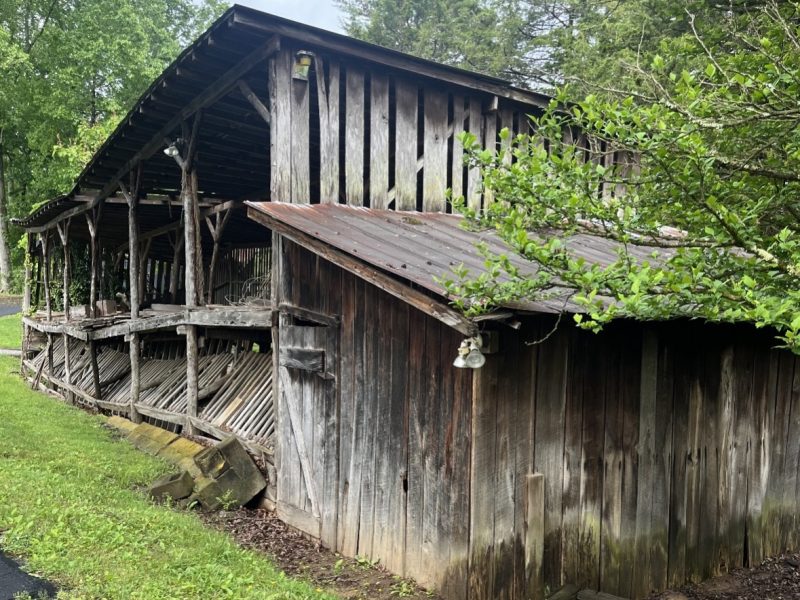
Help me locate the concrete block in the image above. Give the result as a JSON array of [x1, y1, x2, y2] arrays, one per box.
[[148, 470, 194, 502]]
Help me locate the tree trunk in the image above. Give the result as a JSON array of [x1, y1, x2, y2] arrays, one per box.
[[0, 133, 14, 292]]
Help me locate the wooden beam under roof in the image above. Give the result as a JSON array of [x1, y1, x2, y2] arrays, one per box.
[[29, 35, 281, 234]]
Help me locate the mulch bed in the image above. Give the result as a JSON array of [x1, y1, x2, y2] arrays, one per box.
[[650, 552, 800, 600], [200, 508, 438, 600]]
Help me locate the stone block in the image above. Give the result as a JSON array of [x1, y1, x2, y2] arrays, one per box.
[[191, 436, 266, 510], [148, 470, 194, 502], [107, 415, 137, 434], [157, 437, 205, 478], [127, 423, 179, 455]]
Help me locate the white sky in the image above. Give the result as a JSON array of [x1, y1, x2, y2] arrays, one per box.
[[236, 0, 345, 32]]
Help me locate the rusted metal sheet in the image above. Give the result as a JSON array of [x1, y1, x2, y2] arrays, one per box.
[[246, 202, 662, 314]]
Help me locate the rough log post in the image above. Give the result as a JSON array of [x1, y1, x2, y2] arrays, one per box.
[[138, 237, 153, 303], [39, 232, 52, 321], [85, 201, 104, 318], [206, 209, 231, 303], [121, 167, 142, 423], [89, 340, 102, 400], [181, 115, 202, 435], [169, 222, 184, 303], [21, 233, 33, 364], [56, 219, 71, 321], [56, 220, 72, 404]]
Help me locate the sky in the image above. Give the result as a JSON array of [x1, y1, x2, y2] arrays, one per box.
[[236, 0, 345, 32]]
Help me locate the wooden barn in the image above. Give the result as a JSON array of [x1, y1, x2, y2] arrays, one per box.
[[15, 5, 800, 600]]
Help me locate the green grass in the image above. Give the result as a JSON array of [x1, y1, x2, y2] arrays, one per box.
[[0, 312, 21, 348], [0, 357, 335, 600]]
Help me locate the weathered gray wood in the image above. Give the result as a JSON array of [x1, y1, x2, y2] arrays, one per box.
[[269, 49, 292, 202], [482, 107, 497, 205], [279, 347, 324, 372], [276, 500, 321, 539], [548, 584, 580, 600], [278, 366, 320, 515], [56, 219, 71, 322], [394, 80, 418, 210], [345, 67, 365, 206], [129, 332, 141, 423], [450, 94, 465, 203], [370, 74, 390, 209], [315, 56, 340, 204], [291, 61, 311, 203], [422, 89, 448, 212], [248, 206, 476, 336], [576, 589, 630, 600], [526, 473, 546, 600], [237, 79, 270, 124], [466, 98, 484, 211], [89, 340, 102, 399]]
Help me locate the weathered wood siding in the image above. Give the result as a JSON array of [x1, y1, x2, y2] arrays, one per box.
[[280, 240, 473, 592], [267, 45, 534, 212], [471, 318, 800, 600]]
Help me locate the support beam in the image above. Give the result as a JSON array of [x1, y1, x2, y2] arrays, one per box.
[[55, 220, 71, 320], [205, 207, 232, 303], [39, 233, 52, 321], [26, 35, 280, 234], [85, 200, 104, 318], [237, 79, 271, 124], [120, 167, 142, 423]]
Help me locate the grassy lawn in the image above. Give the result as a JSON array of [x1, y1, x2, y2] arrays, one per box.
[[0, 356, 335, 600], [0, 312, 21, 348]]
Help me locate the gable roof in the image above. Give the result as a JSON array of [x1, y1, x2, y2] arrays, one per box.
[[65, 4, 550, 203]]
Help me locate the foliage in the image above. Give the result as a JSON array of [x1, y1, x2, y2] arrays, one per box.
[[0, 0, 226, 289], [337, 0, 731, 89], [0, 312, 21, 348], [448, 1, 800, 349], [0, 355, 335, 599]]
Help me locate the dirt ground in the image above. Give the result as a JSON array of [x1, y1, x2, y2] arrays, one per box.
[[201, 508, 438, 600], [650, 553, 800, 600]]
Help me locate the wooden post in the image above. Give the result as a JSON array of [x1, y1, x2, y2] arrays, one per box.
[[89, 340, 102, 400], [525, 473, 545, 600], [181, 115, 202, 435], [169, 224, 184, 303], [85, 201, 104, 318], [56, 218, 71, 321], [39, 232, 52, 321], [121, 167, 142, 423], [206, 208, 231, 303], [21, 233, 32, 365]]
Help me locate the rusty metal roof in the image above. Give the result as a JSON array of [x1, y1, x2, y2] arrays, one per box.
[[246, 203, 663, 315]]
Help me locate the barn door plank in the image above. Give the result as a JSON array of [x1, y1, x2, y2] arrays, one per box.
[[370, 74, 390, 209], [422, 89, 448, 212], [345, 67, 365, 206], [395, 80, 418, 211]]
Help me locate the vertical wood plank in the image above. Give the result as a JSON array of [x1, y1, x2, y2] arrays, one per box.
[[394, 80, 418, 211], [525, 473, 545, 600], [482, 107, 497, 205], [466, 98, 484, 212], [422, 89, 448, 212], [270, 49, 292, 202], [450, 94, 465, 204], [345, 67, 365, 206], [534, 322, 569, 591], [291, 61, 311, 203], [370, 74, 390, 209], [316, 56, 340, 204], [467, 344, 498, 600]]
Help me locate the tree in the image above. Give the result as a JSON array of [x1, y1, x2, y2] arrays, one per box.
[[447, 1, 800, 349], [0, 0, 224, 291], [337, 0, 732, 89]]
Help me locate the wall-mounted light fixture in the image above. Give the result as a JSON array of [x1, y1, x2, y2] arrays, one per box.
[[453, 335, 486, 369], [163, 138, 185, 158], [293, 50, 314, 81]]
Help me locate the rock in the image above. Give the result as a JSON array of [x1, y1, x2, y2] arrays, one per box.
[[127, 423, 179, 455], [189, 436, 266, 510], [148, 470, 194, 502]]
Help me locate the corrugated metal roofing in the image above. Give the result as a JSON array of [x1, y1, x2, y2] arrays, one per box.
[[246, 203, 663, 315]]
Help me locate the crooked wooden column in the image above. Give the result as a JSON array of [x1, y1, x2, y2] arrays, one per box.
[[205, 207, 231, 303], [85, 201, 104, 318], [21, 233, 33, 363], [178, 115, 202, 435], [56, 219, 73, 403], [121, 167, 142, 423]]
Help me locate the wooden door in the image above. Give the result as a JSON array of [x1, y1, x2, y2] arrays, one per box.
[[276, 316, 339, 546]]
